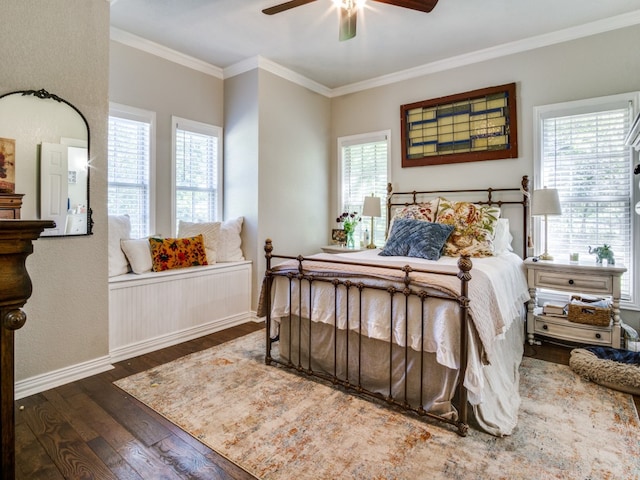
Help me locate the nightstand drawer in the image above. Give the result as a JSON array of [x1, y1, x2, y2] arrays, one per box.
[[533, 270, 612, 295], [534, 316, 612, 345]]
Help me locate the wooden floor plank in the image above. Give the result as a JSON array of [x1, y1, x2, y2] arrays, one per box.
[[41, 389, 100, 443], [152, 434, 230, 480], [79, 375, 172, 448], [20, 399, 116, 479], [116, 438, 186, 480], [63, 391, 138, 449], [87, 436, 145, 480], [15, 422, 65, 480]]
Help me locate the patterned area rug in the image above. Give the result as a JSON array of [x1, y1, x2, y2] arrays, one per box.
[[114, 331, 640, 480]]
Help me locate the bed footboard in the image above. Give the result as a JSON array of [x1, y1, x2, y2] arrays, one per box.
[[262, 239, 472, 436]]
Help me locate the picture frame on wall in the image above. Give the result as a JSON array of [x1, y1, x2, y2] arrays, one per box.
[[401, 83, 518, 167], [0, 137, 16, 193]]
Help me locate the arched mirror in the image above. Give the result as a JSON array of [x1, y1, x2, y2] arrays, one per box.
[[0, 89, 92, 236]]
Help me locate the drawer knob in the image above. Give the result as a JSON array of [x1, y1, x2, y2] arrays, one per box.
[[568, 279, 574, 285], [595, 333, 601, 339], [542, 324, 548, 330]]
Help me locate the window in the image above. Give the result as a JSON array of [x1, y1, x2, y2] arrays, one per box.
[[534, 93, 639, 303], [108, 104, 155, 238], [172, 116, 222, 233], [338, 131, 390, 247]]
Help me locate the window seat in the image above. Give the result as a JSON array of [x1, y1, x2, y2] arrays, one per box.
[[109, 260, 253, 362]]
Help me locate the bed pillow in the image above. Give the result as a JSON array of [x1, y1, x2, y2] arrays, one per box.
[[493, 218, 514, 255], [435, 199, 501, 257], [379, 218, 454, 260], [149, 235, 208, 272], [218, 217, 245, 262], [392, 198, 440, 222], [121, 238, 153, 274], [178, 220, 221, 263], [108, 214, 131, 277]]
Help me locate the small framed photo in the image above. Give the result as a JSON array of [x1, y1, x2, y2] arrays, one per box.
[[331, 229, 346, 245]]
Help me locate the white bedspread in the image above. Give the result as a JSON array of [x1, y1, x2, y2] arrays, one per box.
[[268, 250, 530, 412]]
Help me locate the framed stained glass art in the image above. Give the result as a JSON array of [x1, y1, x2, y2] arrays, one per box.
[[401, 83, 518, 167]]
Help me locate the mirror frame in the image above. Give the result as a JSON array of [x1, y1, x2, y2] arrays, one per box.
[[0, 88, 93, 236]]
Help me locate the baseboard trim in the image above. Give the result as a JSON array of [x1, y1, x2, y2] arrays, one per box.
[[109, 313, 257, 363], [15, 356, 114, 401]]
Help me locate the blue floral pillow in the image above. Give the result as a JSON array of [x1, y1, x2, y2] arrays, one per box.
[[379, 218, 454, 260]]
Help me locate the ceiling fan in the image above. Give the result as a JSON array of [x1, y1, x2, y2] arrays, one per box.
[[262, 0, 439, 41]]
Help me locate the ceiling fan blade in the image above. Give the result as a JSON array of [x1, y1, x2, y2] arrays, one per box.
[[339, 5, 357, 41], [262, 0, 318, 15], [371, 0, 439, 13]]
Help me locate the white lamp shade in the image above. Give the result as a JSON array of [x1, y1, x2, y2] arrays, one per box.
[[532, 188, 562, 216], [362, 195, 381, 217]]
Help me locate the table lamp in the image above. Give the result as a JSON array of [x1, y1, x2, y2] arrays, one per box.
[[362, 195, 381, 249], [532, 187, 562, 260]]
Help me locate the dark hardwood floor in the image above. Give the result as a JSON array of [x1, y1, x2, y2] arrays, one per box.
[[14, 323, 639, 479]]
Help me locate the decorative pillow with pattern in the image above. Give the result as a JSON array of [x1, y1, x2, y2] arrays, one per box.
[[435, 199, 501, 257], [379, 218, 454, 261], [149, 235, 208, 272], [393, 198, 440, 222]]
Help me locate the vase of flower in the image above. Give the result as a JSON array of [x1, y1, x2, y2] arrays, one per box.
[[337, 211, 360, 249], [346, 228, 355, 248]]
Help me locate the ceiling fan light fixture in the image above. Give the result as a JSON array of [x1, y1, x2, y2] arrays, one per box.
[[339, 4, 357, 41], [263, 0, 438, 42], [332, 0, 366, 10]]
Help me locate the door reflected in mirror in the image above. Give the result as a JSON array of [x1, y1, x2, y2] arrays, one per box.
[[0, 89, 92, 236]]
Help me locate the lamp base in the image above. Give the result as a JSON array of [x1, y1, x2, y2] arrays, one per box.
[[366, 242, 376, 249], [538, 252, 554, 261]]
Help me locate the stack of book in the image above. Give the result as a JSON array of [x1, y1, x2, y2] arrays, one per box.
[[542, 302, 567, 317]]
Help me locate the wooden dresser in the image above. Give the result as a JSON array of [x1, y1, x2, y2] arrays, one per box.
[[0, 220, 54, 478], [0, 193, 24, 219]]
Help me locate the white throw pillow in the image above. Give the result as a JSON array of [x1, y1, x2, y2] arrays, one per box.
[[218, 217, 245, 262], [108, 215, 131, 277], [493, 218, 514, 255], [178, 220, 221, 263], [120, 238, 153, 274]]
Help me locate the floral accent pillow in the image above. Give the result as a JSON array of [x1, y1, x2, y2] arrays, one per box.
[[379, 219, 454, 261], [393, 198, 440, 222], [435, 199, 501, 257], [149, 235, 208, 272], [389, 198, 440, 234]]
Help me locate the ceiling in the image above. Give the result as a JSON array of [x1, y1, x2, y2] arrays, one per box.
[[109, 0, 640, 91]]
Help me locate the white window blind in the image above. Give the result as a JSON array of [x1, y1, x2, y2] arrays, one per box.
[[173, 117, 221, 231], [339, 131, 389, 246], [537, 95, 636, 300], [108, 104, 155, 239]]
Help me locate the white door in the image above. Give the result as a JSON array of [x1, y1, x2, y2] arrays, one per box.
[[40, 142, 69, 236]]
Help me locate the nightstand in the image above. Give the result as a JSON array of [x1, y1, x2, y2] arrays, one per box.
[[524, 257, 627, 348], [320, 245, 367, 254]]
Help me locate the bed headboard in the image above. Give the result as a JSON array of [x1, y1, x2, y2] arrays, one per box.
[[386, 175, 530, 258]]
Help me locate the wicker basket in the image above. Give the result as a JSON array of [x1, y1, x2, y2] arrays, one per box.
[[567, 295, 612, 326]]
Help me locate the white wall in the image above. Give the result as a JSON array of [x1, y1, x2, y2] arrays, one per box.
[[330, 24, 640, 329], [0, 0, 110, 382], [109, 41, 224, 237], [225, 69, 331, 309]]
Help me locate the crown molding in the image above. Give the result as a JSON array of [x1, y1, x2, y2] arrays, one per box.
[[224, 56, 332, 97], [109, 27, 224, 79], [110, 10, 640, 98], [330, 9, 640, 97]]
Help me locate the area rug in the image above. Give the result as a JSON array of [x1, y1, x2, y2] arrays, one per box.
[[114, 331, 640, 480]]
